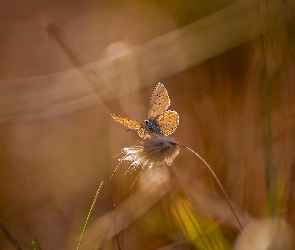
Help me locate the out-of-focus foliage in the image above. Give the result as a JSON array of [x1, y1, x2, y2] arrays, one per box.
[[0, 0, 295, 249]]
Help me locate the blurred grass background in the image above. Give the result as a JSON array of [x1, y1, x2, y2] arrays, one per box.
[[0, 0, 295, 249]]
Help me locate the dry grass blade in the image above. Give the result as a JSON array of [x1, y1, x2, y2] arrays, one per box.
[[77, 181, 103, 250], [181, 145, 244, 231]]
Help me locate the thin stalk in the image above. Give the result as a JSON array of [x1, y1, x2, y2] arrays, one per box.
[[77, 181, 103, 250], [256, 0, 275, 216], [181, 145, 244, 231], [28, 209, 42, 250]]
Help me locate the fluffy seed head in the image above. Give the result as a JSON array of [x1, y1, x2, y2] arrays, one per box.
[[120, 135, 180, 171]]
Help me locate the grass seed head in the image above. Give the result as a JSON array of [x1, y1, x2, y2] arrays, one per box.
[[120, 135, 180, 170]]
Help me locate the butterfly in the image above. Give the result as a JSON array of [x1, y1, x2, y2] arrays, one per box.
[[111, 82, 179, 139]]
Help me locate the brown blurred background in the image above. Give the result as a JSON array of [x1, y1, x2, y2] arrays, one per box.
[[1, 0, 295, 249]]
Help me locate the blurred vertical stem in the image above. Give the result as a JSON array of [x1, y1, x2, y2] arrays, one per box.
[[257, 1, 276, 216], [260, 56, 276, 216]]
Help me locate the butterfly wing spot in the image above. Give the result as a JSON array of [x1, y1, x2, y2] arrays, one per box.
[[156, 110, 179, 136], [111, 114, 142, 130], [148, 83, 171, 119]]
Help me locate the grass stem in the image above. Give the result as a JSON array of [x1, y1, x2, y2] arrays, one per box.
[[77, 181, 103, 250], [181, 145, 244, 231]]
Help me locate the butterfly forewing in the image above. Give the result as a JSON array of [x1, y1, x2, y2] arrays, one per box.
[[111, 114, 142, 130], [148, 83, 170, 119], [111, 114, 151, 139], [156, 110, 179, 136]]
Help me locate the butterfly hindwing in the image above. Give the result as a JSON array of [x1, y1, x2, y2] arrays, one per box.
[[156, 110, 179, 136], [137, 127, 151, 139], [148, 83, 170, 119]]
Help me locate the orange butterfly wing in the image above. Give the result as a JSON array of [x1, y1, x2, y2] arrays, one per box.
[[156, 110, 179, 136], [137, 127, 151, 139], [111, 114, 141, 129], [148, 83, 170, 119], [111, 114, 151, 139]]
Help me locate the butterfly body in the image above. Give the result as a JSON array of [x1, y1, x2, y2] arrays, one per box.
[[143, 119, 161, 134], [112, 83, 179, 138]]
